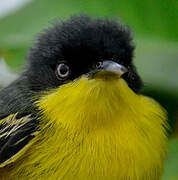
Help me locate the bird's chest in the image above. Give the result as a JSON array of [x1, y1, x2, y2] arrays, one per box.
[[31, 75, 167, 179], [36, 123, 163, 180], [4, 116, 164, 180]]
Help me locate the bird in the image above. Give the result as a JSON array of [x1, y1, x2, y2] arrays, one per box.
[[0, 15, 168, 180]]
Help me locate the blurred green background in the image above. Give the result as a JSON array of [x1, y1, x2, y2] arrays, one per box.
[[0, 0, 177, 179]]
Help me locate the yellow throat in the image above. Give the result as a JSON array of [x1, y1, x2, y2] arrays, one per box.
[[35, 75, 168, 180]]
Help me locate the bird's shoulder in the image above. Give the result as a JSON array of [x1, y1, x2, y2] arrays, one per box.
[[0, 113, 39, 167], [0, 75, 40, 167]]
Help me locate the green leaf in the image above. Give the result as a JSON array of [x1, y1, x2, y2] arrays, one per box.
[[0, 0, 178, 49], [163, 138, 178, 180], [135, 38, 178, 96], [0, 48, 28, 72]]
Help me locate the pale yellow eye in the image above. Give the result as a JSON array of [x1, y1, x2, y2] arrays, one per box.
[[96, 61, 103, 69], [56, 63, 70, 79]]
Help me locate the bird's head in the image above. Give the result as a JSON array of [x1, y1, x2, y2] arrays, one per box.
[[25, 15, 144, 129], [26, 15, 142, 93]]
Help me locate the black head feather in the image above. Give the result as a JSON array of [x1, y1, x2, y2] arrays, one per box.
[[26, 15, 143, 92]]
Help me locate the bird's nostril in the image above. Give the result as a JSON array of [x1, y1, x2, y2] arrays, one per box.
[[121, 66, 128, 73]]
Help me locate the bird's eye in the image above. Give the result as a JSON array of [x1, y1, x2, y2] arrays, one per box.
[[96, 61, 103, 69], [56, 63, 70, 80]]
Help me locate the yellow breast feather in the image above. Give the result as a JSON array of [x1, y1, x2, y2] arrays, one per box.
[[1, 77, 168, 180]]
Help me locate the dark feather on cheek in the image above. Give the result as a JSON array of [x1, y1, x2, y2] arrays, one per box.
[[122, 64, 143, 93]]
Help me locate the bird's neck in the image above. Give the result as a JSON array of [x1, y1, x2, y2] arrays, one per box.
[[38, 78, 138, 130]]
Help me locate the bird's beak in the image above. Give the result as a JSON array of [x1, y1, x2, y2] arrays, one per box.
[[90, 60, 128, 79]]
